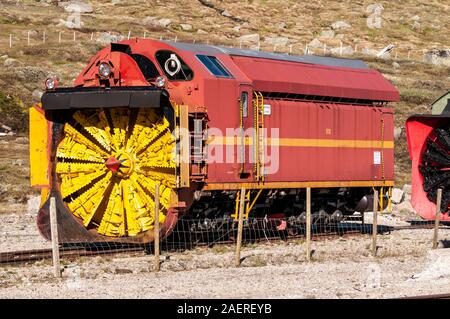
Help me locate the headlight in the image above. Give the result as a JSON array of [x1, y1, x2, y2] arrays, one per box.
[[45, 77, 57, 90], [155, 76, 166, 88], [98, 62, 111, 78]]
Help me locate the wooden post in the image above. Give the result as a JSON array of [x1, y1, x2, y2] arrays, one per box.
[[9, 34, 12, 48], [58, 31, 62, 43], [372, 190, 379, 257], [433, 188, 442, 249], [306, 187, 311, 261], [49, 197, 61, 278], [73, 31, 76, 42], [235, 187, 246, 267], [154, 183, 160, 271], [27, 31, 30, 46]]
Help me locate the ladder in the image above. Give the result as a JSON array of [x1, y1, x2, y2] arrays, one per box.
[[253, 91, 265, 182]]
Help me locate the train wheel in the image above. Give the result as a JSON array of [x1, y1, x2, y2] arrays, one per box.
[[419, 126, 450, 213], [55, 108, 176, 238]]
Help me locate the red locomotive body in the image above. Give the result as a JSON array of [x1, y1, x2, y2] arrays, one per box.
[[30, 39, 399, 242]]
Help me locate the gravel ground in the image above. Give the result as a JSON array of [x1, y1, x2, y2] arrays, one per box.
[[1, 202, 450, 298]]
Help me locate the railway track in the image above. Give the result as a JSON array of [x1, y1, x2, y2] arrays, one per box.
[[0, 245, 145, 266], [1, 220, 444, 266]]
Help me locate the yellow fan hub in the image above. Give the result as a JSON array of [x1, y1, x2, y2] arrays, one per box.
[[55, 108, 176, 237]]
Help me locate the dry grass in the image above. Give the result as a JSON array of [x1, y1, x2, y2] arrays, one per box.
[[0, 0, 448, 196]]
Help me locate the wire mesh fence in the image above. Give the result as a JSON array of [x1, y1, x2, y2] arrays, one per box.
[[0, 29, 438, 64], [2, 206, 450, 277]]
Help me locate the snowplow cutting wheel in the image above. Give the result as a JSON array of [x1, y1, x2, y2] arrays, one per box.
[[55, 108, 176, 237]]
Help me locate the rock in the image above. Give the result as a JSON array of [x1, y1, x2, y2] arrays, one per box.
[[307, 38, 323, 49], [114, 268, 133, 274], [142, 16, 157, 26], [197, 29, 208, 35], [411, 21, 421, 30], [96, 32, 125, 45], [320, 30, 335, 39], [111, 0, 121, 4], [402, 184, 412, 195], [158, 18, 172, 28], [221, 10, 231, 17], [0, 55, 8, 60], [331, 20, 351, 31], [264, 36, 290, 46], [4, 58, 22, 68], [180, 23, 193, 31], [32, 89, 43, 102], [27, 195, 41, 216], [396, 200, 414, 214], [13, 159, 24, 166], [237, 33, 260, 44], [392, 61, 400, 70], [362, 47, 378, 57], [233, 25, 241, 31], [277, 22, 286, 30], [14, 67, 48, 83], [14, 137, 29, 144], [391, 188, 404, 204], [330, 45, 354, 55], [411, 15, 420, 21], [394, 127, 402, 140], [424, 49, 450, 67], [58, 1, 93, 13]]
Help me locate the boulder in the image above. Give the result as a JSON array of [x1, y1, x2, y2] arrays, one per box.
[[96, 32, 125, 45], [394, 127, 402, 140], [320, 30, 335, 39], [197, 29, 208, 35], [392, 61, 400, 70], [238, 33, 260, 44], [391, 188, 404, 204], [180, 23, 193, 31], [331, 20, 351, 31], [396, 200, 414, 214], [4, 58, 22, 67], [402, 184, 412, 195], [158, 18, 172, 28], [424, 49, 450, 67], [264, 36, 290, 46], [330, 45, 354, 55], [32, 89, 43, 102], [307, 38, 323, 49], [58, 1, 93, 13]]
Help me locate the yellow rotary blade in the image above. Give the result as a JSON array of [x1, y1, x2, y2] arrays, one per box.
[[67, 172, 113, 225], [56, 107, 177, 238], [73, 110, 112, 152]]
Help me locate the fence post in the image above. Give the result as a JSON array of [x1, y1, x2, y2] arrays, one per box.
[[154, 183, 160, 271], [372, 190, 379, 257], [9, 34, 12, 48], [235, 187, 246, 267], [433, 188, 442, 249], [306, 187, 311, 262], [27, 30, 30, 46], [73, 31, 76, 42], [49, 197, 61, 278], [58, 31, 62, 43]]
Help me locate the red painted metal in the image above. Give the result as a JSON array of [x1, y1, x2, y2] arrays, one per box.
[[406, 115, 450, 221]]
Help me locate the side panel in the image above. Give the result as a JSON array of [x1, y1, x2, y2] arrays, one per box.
[[205, 101, 394, 185], [29, 105, 50, 188]]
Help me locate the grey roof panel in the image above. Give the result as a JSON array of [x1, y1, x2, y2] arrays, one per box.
[[164, 41, 369, 70]]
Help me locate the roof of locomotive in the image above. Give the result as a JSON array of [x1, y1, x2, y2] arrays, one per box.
[[164, 40, 369, 70]]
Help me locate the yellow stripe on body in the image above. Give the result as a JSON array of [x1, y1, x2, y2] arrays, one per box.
[[207, 136, 394, 149]]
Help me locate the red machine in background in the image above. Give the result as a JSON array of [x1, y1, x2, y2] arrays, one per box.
[[406, 92, 450, 221], [29, 39, 399, 243]]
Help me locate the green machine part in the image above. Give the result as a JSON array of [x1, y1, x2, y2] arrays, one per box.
[[431, 91, 450, 115]]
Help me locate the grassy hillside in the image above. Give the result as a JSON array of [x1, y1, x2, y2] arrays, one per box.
[[0, 0, 448, 189]]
